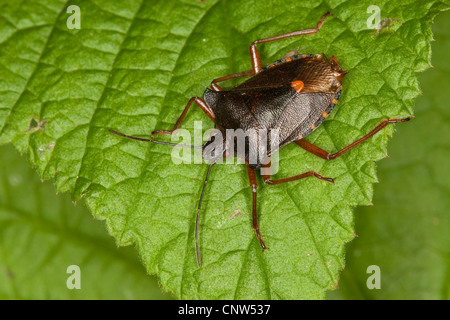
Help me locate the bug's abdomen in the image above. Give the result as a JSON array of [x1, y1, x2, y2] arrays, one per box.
[[204, 87, 294, 131]]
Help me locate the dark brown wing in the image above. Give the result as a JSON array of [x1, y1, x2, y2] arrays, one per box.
[[203, 53, 344, 163], [231, 54, 341, 94], [204, 86, 334, 153], [204, 86, 296, 132]]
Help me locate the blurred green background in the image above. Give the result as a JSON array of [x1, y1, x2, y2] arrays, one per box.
[[328, 10, 450, 300], [0, 9, 448, 300], [0, 141, 171, 299]]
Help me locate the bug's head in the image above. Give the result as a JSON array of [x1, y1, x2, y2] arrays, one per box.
[[329, 55, 348, 84], [201, 129, 229, 161]]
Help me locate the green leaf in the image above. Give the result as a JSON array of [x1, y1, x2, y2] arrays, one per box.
[[327, 10, 450, 300], [0, 0, 448, 299], [0, 144, 169, 299]]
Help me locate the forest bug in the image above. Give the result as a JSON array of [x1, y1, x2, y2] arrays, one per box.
[[110, 12, 411, 266]]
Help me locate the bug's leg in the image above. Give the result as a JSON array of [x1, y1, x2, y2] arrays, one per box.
[[295, 117, 412, 160], [246, 163, 268, 250], [249, 12, 331, 73], [261, 165, 335, 185], [210, 70, 255, 91], [209, 12, 331, 90], [151, 97, 215, 138]]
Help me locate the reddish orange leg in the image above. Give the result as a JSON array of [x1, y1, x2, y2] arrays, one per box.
[[209, 12, 332, 91], [210, 70, 255, 91], [246, 164, 268, 250], [295, 117, 412, 160], [249, 12, 331, 73], [261, 163, 335, 185], [263, 170, 335, 185], [151, 97, 215, 138], [251, 162, 334, 250]]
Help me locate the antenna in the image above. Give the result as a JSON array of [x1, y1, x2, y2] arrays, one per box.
[[196, 159, 217, 267], [109, 128, 214, 267], [109, 129, 202, 149]]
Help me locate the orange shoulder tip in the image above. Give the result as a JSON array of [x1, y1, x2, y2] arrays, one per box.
[[291, 80, 304, 92]]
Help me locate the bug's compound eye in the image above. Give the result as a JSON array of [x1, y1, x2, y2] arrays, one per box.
[[223, 142, 231, 158], [209, 130, 218, 137], [202, 133, 225, 161]]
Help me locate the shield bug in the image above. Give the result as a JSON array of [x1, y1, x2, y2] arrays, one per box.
[[110, 12, 411, 266]]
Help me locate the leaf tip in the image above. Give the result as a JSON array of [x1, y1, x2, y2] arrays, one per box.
[[331, 280, 339, 290]]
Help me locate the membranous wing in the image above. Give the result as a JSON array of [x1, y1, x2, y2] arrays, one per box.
[[272, 92, 335, 153], [204, 86, 297, 132]]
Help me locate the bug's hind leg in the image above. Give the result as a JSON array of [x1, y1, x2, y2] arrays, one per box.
[[295, 117, 412, 160], [210, 70, 255, 91], [246, 164, 268, 250], [209, 12, 331, 90], [249, 12, 331, 73], [151, 97, 215, 138], [210, 12, 332, 90]]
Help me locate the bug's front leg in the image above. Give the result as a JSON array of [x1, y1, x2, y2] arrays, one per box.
[[295, 117, 412, 160], [151, 97, 215, 138], [246, 163, 268, 250]]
